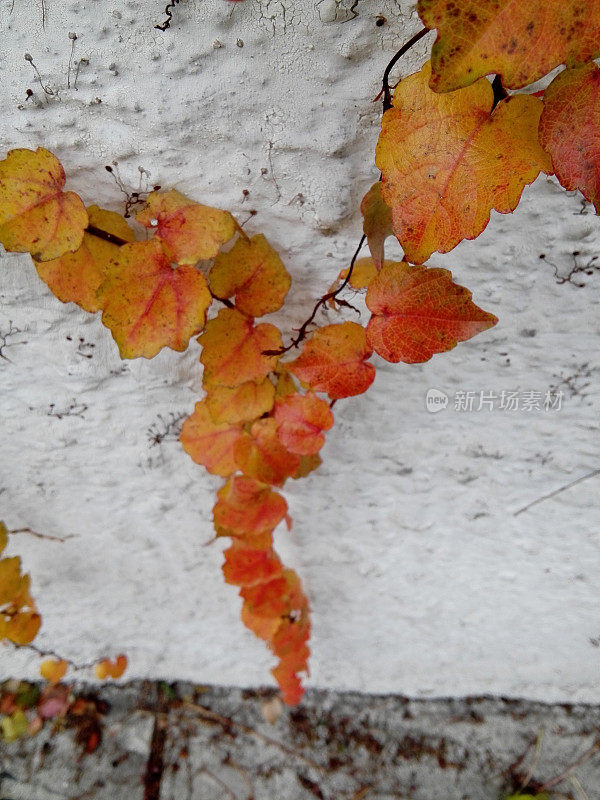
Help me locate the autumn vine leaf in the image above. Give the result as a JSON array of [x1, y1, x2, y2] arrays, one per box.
[[274, 391, 334, 455], [366, 261, 497, 363], [360, 182, 394, 269], [198, 308, 282, 388], [376, 61, 552, 264], [205, 378, 276, 425], [98, 238, 213, 359], [180, 401, 243, 477], [40, 658, 68, 684], [0, 522, 41, 646], [287, 321, 375, 399], [539, 62, 600, 212], [418, 0, 600, 92], [209, 233, 291, 317], [234, 418, 301, 486], [222, 543, 284, 588], [213, 476, 288, 544], [136, 189, 237, 265], [94, 654, 128, 680], [0, 147, 88, 261], [34, 206, 135, 313]]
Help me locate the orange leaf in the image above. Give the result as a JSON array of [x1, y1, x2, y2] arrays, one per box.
[[209, 233, 291, 316], [376, 61, 551, 264], [539, 63, 600, 212], [180, 401, 243, 477], [0, 557, 26, 605], [213, 476, 288, 537], [240, 576, 290, 618], [419, 0, 600, 92], [241, 601, 283, 642], [5, 611, 41, 645], [199, 308, 282, 388], [222, 544, 284, 587], [274, 391, 334, 455], [98, 238, 212, 359], [205, 378, 275, 425], [366, 261, 497, 363], [40, 658, 68, 684], [271, 663, 304, 706], [361, 182, 393, 269], [0, 521, 7, 555], [234, 418, 301, 487], [136, 189, 236, 265], [332, 258, 379, 298], [0, 148, 88, 261], [287, 321, 375, 399], [94, 654, 127, 680], [34, 206, 135, 313]]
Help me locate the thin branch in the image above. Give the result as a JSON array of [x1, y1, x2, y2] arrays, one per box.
[[9, 526, 76, 543], [380, 27, 429, 111], [180, 700, 327, 773], [155, 0, 181, 31], [514, 469, 600, 516], [85, 225, 131, 247], [210, 291, 235, 309], [538, 739, 600, 792], [14, 642, 96, 670], [264, 234, 366, 356], [491, 74, 508, 109]]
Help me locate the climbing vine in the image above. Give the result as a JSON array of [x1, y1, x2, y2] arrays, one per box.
[[1, 0, 599, 708]]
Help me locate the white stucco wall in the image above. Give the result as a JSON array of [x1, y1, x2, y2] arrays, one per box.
[[1, 0, 599, 701]]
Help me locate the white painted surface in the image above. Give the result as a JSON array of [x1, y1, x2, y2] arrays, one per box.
[[0, 0, 598, 701]]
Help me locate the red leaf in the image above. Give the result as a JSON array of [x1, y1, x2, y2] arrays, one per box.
[[539, 63, 600, 212], [287, 322, 375, 400], [366, 261, 497, 363], [274, 391, 334, 455]]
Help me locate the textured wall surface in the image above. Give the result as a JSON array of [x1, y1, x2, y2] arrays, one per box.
[[1, 0, 599, 701]]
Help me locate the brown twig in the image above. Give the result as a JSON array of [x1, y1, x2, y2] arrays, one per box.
[[85, 225, 131, 247], [538, 739, 600, 792], [514, 468, 600, 516], [379, 27, 429, 111], [155, 0, 181, 31], [14, 642, 96, 671], [264, 234, 366, 356], [9, 526, 77, 543], [491, 74, 508, 109], [180, 700, 327, 773]]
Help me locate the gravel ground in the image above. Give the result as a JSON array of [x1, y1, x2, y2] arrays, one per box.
[[1, 682, 599, 800]]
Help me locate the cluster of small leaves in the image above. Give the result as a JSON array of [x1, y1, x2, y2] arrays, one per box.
[[8, 0, 597, 705], [0, 679, 107, 752], [369, 1, 600, 274], [0, 522, 41, 646], [0, 139, 497, 703]]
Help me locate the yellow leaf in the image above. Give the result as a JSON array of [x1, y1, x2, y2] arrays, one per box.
[[0, 148, 88, 261], [34, 206, 135, 313], [376, 61, 551, 264], [99, 239, 212, 359], [209, 233, 291, 316], [137, 189, 236, 265]]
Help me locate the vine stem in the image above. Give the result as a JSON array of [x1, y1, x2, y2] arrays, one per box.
[[9, 526, 76, 543], [86, 26, 430, 356], [263, 234, 366, 356], [13, 642, 96, 671], [381, 26, 429, 111]]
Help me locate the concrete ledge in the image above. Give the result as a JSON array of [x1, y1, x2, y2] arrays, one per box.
[[1, 683, 599, 799]]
